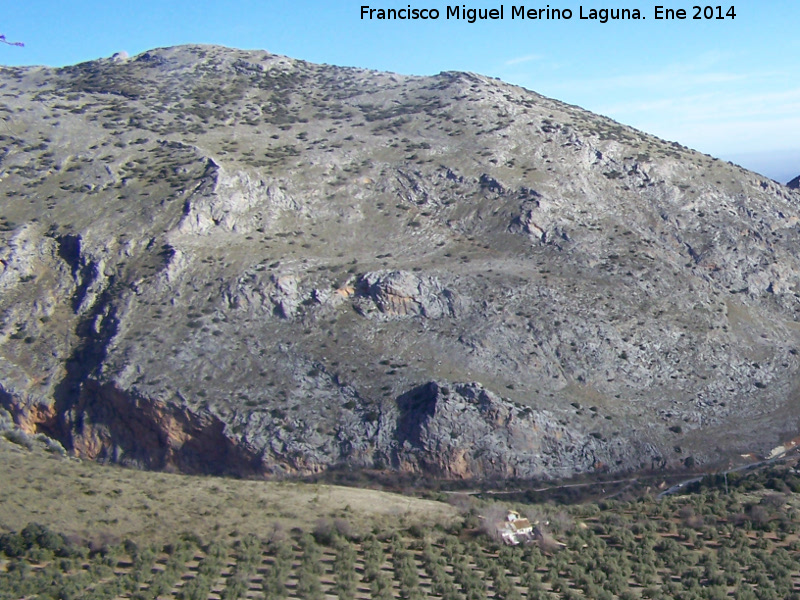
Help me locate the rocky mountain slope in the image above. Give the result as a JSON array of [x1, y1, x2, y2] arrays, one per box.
[[3, 45, 800, 480]]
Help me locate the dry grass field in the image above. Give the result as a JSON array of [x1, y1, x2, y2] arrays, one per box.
[[0, 437, 457, 547]]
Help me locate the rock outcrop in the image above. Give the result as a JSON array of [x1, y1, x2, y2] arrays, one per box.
[[354, 271, 463, 319], [392, 382, 657, 479]]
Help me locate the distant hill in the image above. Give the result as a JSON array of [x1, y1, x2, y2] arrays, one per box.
[[787, 175, 800, 189], [3, 45, 800, 481]]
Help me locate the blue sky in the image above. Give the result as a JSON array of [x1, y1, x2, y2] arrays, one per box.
[[3, 1, 799, 181]]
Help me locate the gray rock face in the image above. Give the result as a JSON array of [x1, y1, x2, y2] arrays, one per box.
[[391, 382, 658, 479], [2, 44, 800, 480], [354, 271, 462, 319]]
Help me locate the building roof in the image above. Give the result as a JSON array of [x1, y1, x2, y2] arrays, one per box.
[[511, 518, 532, 531]]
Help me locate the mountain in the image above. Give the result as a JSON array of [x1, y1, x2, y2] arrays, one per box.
[[2, 45, 800, 481], [787, 175, 800, 189]]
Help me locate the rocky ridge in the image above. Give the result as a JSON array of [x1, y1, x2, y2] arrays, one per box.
[[2, 45, 800, 480]]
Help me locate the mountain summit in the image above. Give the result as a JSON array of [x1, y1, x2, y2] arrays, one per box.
[[2, 45, 800, 480]]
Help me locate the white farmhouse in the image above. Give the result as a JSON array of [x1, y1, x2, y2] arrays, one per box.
[[500, 510, 535, 545]]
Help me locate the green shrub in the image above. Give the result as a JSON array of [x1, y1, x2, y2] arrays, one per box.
[[3, 428, 34, 449]]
